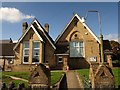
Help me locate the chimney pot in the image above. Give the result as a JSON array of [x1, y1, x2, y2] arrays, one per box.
[[44, 23, 49, 33], [22, 22, 28, 34]]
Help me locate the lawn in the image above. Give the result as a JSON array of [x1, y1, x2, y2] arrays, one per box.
[[2, 70, 63, 87], [112, 68, 120, 88], [2, 75, 28, 87], [77, 68, 120, 88], [51, 71, 63, 85]]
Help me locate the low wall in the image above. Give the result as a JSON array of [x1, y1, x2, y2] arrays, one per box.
[[12, 64, 36, 72]]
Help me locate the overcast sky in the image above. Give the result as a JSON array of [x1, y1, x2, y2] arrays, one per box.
[[0, 2, 118, 41]]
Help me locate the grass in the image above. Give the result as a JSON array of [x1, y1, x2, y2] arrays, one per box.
[[3, 68, 119, 88], [112, 68, 120, 88], [77, 69, 89, 80], [2, 75, 28, 87], [2, 72, 30, 80], [2, 70, 63, 87], [77, 68, 120, 88], [51, 71, 63, 86]]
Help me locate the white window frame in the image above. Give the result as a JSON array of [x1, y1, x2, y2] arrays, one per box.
[[32, 41, 40, 64], [70, 41, 84, 57], [23, 41, 29, 64], [58, 56, 63, 64]]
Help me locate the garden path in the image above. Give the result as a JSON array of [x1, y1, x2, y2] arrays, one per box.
[[4, 74, 28, 82], [66, 70, 83, 89]]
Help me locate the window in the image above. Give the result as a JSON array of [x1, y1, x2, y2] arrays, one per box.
[[8, 58, 14, 64], [90, 57, 97, 62], [58, 56, 63, 64], [32, 41, 40, 63], [70, 41, 84, 57], [23, 41, 29, 63]]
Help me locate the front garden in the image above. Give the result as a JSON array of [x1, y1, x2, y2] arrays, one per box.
[[1, 68, 120, 88], [2, 70, 63, 87], [77, 68, 120, 88]]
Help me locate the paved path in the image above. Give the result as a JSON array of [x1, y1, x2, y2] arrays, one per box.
[[66, 70, 83, 89], [4, 74, 28, 82]]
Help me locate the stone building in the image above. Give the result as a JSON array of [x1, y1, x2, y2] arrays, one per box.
[[0, 14, 113, 71], [0, 39, 15, 71]]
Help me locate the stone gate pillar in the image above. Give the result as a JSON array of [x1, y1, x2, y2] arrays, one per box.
[[28, 63, 50, 89], [90, 63, 115, 89], [63, 55, 69, 71]]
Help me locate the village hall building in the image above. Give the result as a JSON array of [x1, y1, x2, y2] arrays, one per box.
[[0, 14, 113, 71]]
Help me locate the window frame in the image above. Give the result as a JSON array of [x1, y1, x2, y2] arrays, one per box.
[[23, 41, 29, 64], [70, 41, 84, 57], [57, 56, 63, 64], [32, 41, 40, 64]]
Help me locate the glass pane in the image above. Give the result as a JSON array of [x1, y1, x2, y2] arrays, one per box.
[[70, 42, 74, 57], [32, 56, 39, 62], [33, 50, 39, 56], [24, 50, 29, 55], [33, 42, 40, 48], [80, 42, 83, 47], [24, 56, 28, 62], [24, 42, 29, 48], [70, 41, 84, 57], [76, 42, 79, 47]]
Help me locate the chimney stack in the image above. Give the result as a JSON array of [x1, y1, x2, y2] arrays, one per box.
[[44, 23, 49, 33], [22, 22, 28, 34]]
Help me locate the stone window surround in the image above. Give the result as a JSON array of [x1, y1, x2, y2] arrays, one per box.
[[70, 41, 85, 57], [22, 40, 40, 64], [32, 41, 40, 64], [23, 41, 29, 64]]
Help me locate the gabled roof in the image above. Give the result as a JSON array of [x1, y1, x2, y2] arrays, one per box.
[[55, 14, 100, 44], [13, 18, 56, 50], [33, 19, 55, 49]]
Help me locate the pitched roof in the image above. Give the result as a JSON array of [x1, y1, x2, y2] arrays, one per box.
[[0, 40, 15, 57], [13, 18, 56, 50], [103, 40, 112, 50], [33, 19, 55, 48], [55, 14, 100, 44], [0, 39, 12, 43], [103, 40, 113, 54]]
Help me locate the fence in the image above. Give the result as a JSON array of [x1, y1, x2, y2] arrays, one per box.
[[83, 75, 91, 89], [1, 82, 30, 90]]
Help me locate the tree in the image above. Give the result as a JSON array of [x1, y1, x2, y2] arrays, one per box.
[[110, 40, 120, 66]]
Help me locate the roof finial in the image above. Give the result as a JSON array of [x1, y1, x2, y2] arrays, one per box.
[[10, 38, 12, 43], [73, 11, 76, 16]]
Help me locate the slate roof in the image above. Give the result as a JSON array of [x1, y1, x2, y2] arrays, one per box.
[[103, 40, 112, 50], [0, 40, 15, 57], [33, 19, 55, 45], [103, 40, 113, 54]]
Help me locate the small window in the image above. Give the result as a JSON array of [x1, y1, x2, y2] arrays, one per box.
[[8, 58, 14, 64], [90, 57, 97, 62], [58, 56, 63, 63]]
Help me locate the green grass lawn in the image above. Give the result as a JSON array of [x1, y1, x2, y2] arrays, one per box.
[[51, 71, 63, 86], [2, 75, 28, 87], [77, 68, 120, 88], [2, 70, 63, 87], [112, 68, 120, 88], [2, 72, 30, 80]]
